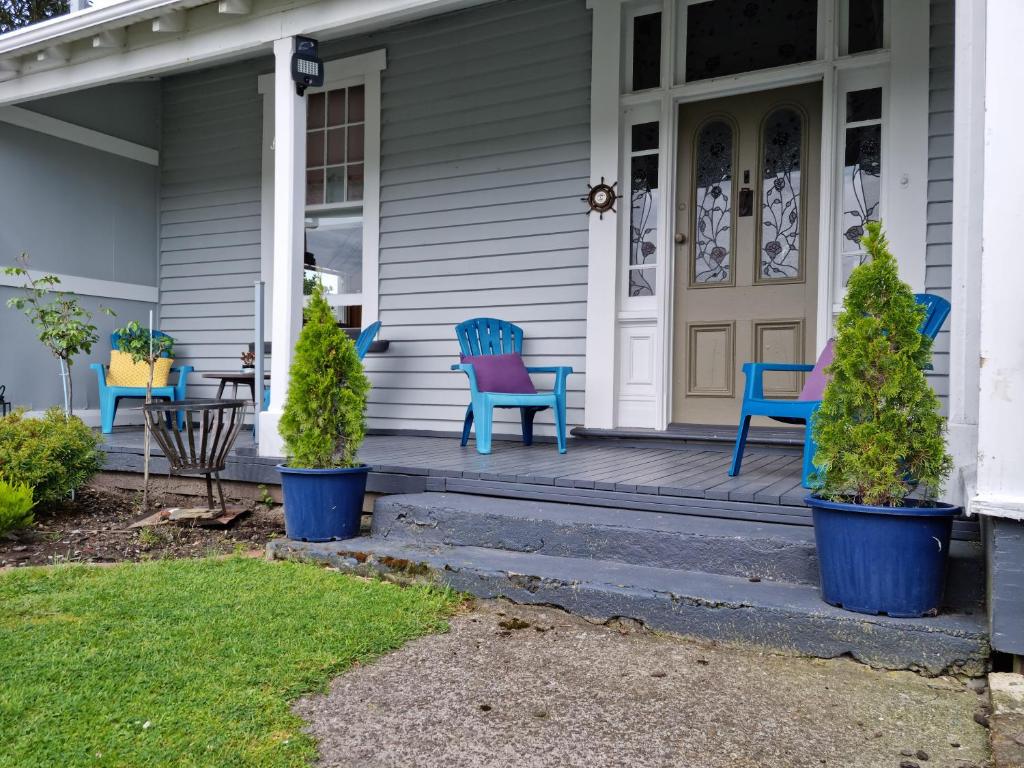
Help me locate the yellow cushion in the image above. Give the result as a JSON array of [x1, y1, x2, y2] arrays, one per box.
[[107, 350, 174, 388]]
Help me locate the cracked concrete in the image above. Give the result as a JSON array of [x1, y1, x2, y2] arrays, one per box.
[[295, 600, 991, 768]]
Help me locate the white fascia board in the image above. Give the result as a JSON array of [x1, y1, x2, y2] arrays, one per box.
[[0, 105, 159, 164], [0, 270, 158, 303]]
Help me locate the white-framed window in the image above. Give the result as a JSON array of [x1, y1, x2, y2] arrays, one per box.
[[621, 104, 662, 309], [259, 49, 386, 328]]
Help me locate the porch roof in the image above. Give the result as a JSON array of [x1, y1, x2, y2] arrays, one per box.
[[0, 0, 489, 105]]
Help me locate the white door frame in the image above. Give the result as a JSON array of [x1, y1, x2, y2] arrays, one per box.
[[585, 0, 929, 431]]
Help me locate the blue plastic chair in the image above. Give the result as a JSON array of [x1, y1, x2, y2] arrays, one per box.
[[729, 293, 950, 489], [91, 330, 193, 434], [452, 318, 573, 454]]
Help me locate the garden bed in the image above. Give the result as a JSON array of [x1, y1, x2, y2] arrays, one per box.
[[0, 485, 285, 567]]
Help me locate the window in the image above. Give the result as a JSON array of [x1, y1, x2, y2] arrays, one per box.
[[631, 11, 662, 91], [758, 108, 804, 282], [692, 119, 734, 285], [845, 0, 884, 55], [839, 86, 882, 284], [628, 121, 660, 297], [259, 49, 385, 329]]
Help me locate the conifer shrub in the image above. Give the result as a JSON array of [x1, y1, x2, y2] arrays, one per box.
[[278, 284, 370, 468], [812, 222, 952, 506], [0, 479, 34, 535]]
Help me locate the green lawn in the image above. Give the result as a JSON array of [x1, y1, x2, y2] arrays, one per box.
[[0, 557, 460, 767]]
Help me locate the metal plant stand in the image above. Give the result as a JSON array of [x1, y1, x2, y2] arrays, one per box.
[[142, 398, 249, 514]]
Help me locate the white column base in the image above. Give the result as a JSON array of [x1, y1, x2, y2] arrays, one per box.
[[258, 410, 286, 458], [945, 421, 978, 508]]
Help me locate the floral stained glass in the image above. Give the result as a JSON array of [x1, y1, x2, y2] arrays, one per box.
[[760, 108, 802, 281], [693, 120, 733, 285], [841, 124, 881, 280], [629, 154, 658, 297]]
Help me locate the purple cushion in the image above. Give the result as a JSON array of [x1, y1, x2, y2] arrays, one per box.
[[461, 353, 536, 394], [798, 339, 835, 401]]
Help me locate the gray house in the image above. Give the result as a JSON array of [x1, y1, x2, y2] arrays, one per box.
[[1, 0, 1023, 667]]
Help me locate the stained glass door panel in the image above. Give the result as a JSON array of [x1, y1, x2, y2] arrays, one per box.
[[673, 83, 822, 426]]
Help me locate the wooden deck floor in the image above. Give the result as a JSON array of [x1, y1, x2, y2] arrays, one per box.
[[99, 431, 978, 537]]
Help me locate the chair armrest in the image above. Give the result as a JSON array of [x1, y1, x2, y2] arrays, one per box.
[[90, 363, 108, 390], [525, 366, 574, 395], [172, 365, 193, 398], [740, 362, 815, 401], [451, 363, 480, 393]]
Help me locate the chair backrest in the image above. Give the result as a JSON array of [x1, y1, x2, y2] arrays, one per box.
[[455, 318, 524, 357], [355, 321, 382, 360], [110, 329, 175, 358], [914, 293, 951, 341]]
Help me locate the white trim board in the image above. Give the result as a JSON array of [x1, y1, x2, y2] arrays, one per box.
[[0, 270, 158, 302], [0, 105, 159, 164]]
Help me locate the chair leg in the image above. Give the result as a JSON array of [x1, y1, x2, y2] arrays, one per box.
[[475, 397, 493, 455], [554, 397, 567, 454], [520, 407, 538, 446], [801, 418, 818, 490], [729, 413, 751, 477], [100, 394, 117, 434], [460, 404, 474, 447]]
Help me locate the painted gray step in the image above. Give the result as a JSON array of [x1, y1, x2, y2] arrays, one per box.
[[268, 537, 989, 676], [371, 493, 985, 608]]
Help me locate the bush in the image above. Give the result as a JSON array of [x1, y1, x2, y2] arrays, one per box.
[[0, 479, 34, 535], [812, 222, 952, 506], [0, 409, 104, 506], [279, 284, 370, 468]]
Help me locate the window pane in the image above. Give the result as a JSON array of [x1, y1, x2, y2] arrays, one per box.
[[760, 108, 802, 281], [693, 120, 733, 284], [631, 122, 659, 152], [305, 215, 363, 296], [848, 0, 883, 54], [325, 166, 346, 203], [348, 85, 365, 123], [630, 154, 659, 270], [629, 268, 656, 298], [327, 89, 346, 127], [307, 92, 326, 128], [841, 124, 882, 280], [305, 169, 324, 206], [846, 87, 882, 122], [347, 124, 365, 163], [347, 164, 364, 202], [632, 12, 662, 91], [306, 130, 325, 169], [326, 128, 345, 165], [686, 0, 817, 82]]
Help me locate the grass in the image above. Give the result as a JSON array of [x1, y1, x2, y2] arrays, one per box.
[[0, 557, 460, 767]]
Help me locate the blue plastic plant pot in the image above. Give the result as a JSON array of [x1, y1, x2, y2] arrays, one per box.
[[277, 464, 369, 542], [806, 495, 959, 618]]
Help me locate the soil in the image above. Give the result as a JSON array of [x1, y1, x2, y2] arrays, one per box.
[[0, 486, 285, 568]]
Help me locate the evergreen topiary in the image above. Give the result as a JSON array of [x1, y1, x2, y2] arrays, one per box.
[[812, 222, 952, 506], [279, 284, 370, 468]]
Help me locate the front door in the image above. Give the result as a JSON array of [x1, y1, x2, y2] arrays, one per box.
[[672, 83, 822, 425]]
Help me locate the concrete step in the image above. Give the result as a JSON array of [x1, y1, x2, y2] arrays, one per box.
[[371, 493, 985, 608], [268, 536, 989, 676]]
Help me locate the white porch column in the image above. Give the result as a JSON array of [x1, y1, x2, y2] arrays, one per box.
[[972, 0, 1024, 521], [582, 0, 622, 429], [946, 0, 986, 505], [258, 36, 306, 458]]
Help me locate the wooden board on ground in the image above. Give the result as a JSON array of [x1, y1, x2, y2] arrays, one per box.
[[129, 506, 249, 529]]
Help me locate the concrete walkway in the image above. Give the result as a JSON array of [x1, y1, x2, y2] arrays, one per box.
[[295, 600, 991, 768]]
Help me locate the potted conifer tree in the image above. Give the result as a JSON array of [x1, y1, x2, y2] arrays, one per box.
[[276, 283, 371, 541], [807, 222, 956, 617]]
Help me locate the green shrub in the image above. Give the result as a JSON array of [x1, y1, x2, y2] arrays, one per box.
[[0, 409, 104, 506], [812, 222, 952, 506], [0, 479, 34, 535], [279, 284, 370, 468]]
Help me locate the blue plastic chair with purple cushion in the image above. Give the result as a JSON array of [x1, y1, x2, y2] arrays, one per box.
[[452, 318, 573, 454], [728, 293, 951, 489]]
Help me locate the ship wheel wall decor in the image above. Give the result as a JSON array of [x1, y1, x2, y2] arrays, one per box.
[[582, 177, 618, 219]]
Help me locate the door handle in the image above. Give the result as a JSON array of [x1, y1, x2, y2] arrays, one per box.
[[675, 232, 687, 245]]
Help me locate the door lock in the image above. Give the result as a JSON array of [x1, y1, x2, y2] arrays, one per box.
[[675, 232, 687, 245]]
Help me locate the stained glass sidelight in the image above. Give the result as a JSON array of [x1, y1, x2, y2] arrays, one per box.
[[693, 120, 733, 285], [759, 108, 803, 281], [841, 123, 881, 280], [629, 153, 659, 297], [685, 0, 817, 83]]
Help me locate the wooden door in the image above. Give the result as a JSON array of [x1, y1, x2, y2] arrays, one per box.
[[672, 83, 822, 425]]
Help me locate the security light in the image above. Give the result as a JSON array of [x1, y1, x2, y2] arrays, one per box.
[[291, 36, 323, 96]]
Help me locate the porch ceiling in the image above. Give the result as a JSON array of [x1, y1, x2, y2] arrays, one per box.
[[0, 0, 491, 105]]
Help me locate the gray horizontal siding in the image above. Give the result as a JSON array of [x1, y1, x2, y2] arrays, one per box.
[[325, 0, 592, 435], [157, 64, 263, 400], [927, 0, 954, 410]]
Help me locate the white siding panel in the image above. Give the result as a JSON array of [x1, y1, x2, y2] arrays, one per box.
[[928, 0, 954, 413]]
